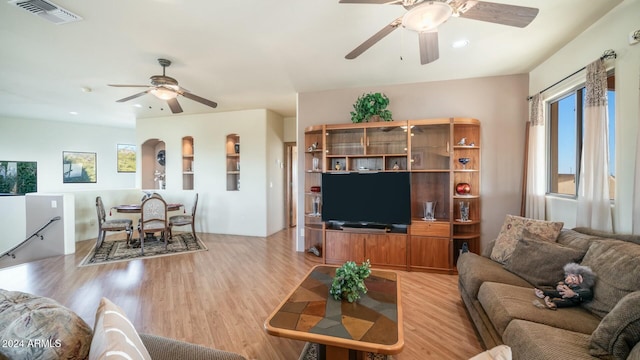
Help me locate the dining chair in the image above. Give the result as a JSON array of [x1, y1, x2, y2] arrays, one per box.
[[138, 196, 169, 254], [169, 193, 198, 240], [95, 196, 133, 248]]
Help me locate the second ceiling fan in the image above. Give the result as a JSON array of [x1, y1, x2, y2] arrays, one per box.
[[341, 0, 539, 65], [109, 58, 217, 114]]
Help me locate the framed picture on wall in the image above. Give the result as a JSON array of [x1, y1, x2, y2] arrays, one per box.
[[63, 151, 97, 183], [117, 144, 136, 173]]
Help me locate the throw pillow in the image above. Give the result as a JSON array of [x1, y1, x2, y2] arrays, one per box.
[[490, 215, 564, 264], [0, 289, 92, 360], [503, 233, 586, 288], [581, 240, 640, 318], [590, 291, 640, 359], [90, 297, 152, 360]]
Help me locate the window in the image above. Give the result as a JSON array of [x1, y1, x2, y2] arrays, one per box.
[[548, 73, 615, 199]]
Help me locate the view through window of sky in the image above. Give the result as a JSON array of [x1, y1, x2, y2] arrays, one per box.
[[556, 90, 615, 177]]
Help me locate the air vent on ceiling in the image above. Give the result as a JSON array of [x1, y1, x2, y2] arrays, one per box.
[[9, 0, 82, 24]]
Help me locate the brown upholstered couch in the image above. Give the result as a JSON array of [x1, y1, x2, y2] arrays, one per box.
[[0, 289, 246, 360], [458, 227, 640, 360]]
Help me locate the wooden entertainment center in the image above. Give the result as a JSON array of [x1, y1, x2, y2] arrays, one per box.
[[304, 118, 481, 274]]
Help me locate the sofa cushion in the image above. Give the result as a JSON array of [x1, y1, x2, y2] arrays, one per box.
[[457, 252, 532, 299], [490, 215, 563, 264], [478, 282, 601, 336], [581, 240, 640, 318], [90, 297, 152, 360], [573, 227, 640, 245], [0, 289, 92, 360], [503, 235, 586, 288], [556, 228, 602, 252], [589, 291, 640, 359], [502, 320, 595, 360]]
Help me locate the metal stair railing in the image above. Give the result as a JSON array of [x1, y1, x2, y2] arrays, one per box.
[[0, 216, 61, 260]]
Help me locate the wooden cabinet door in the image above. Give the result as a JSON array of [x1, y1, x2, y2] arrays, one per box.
[[325, 231, 365, 264], [365, 234, 407, 268], [409, 236, 452, 272]]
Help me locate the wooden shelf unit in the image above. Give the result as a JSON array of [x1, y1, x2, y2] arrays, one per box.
[[303, 118, 481, 272], [226, 134, 240, 191], [182, 136, 194, 190]]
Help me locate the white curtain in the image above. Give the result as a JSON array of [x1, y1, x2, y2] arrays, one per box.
[[576, 59, 613, 232], [633, 67, 640, 235], [525, 94, 546, 220]]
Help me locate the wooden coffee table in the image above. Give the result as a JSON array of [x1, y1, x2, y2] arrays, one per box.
[[264, 265, 404, 360]]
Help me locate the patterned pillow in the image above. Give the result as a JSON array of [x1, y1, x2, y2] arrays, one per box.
[[590, 291, 640, 359], [0, 289, 92, 360], [89, 297, 151, 360], [490, 215, 564, 264]]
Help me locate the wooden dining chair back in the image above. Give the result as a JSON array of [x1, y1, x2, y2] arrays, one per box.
[[138, 196, 169, 254], [169, 193, 198, 240], [95, 196, 133, 248]]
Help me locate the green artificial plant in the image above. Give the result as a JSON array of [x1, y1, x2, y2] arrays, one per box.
[[350, 92, 393, 123], [329, 259, 372, 303]]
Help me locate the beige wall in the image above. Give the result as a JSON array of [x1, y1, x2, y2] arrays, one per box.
[[296, 74, 530, 251], [530, 0, 640, 232]]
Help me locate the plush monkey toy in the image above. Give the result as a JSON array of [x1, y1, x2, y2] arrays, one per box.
[[534, 263, 596, 310]]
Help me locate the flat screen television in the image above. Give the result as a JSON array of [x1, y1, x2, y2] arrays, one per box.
[[321, 172, 411, 225]]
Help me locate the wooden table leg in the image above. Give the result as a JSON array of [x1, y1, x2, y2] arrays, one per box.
[[321, 345, 363, 360]]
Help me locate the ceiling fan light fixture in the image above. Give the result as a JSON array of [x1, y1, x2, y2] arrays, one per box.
[[150, 86, 178, 100], [402, 1, 452, 32]]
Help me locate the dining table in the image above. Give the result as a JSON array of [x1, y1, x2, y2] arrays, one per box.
[[111, 203, 184, 214]]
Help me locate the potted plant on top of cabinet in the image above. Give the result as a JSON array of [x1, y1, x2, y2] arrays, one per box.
[[350, 92, 393, 123]]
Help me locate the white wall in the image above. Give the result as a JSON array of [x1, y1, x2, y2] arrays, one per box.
[[136, 109, 286, 237], [529, 0, 640, 233], [0, 117, 136, 251], [297, 74, 530, 251]]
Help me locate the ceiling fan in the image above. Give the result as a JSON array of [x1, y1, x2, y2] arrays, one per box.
[[341, 0, 539, 65], [108, 58, 217, 114]]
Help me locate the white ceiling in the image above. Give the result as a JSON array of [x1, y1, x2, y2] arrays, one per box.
[[0, 0, 621, 128]]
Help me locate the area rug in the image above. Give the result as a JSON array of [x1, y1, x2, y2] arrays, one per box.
[[298, 342, 392, 360], [79, 233, 207, 267]]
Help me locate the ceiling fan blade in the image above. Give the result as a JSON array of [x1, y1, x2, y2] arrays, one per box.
[[346, 17, 402, 60], [108, 84, 150, 88], [458, 1, 538, 28], [419, 30, 439, 65], [181, 91, 218, 109], [116, 90, 150, 103], [167, 98, 183, 114], [339, 0, 401, 4]]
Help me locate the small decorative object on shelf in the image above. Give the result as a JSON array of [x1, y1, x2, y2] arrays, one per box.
[[459, 201, 470, 222], [154, 170, 165, 189], [307, 142, 318, 152], [422, 201, 437, 221], [312, 196, 321, 216], [329, 260, 371, 303], [456, 182, 471, 195], [335, 161, 342, 171], [350, 92, 392, 123], [234, 143, 240, 154], [312, 157, 319, 171], [458, 157, 470, 169], [310, 186, 321, 193], [457, 137, 467, 146], [393, 161, 400, 170]]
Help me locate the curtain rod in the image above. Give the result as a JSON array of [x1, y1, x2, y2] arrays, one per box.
[[526, 49, 617, 101]]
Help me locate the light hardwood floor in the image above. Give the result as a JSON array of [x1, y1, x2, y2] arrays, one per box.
[[0, 229, 483, 359]]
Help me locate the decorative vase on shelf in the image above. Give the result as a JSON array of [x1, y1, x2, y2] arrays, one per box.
[[423, 201, 437, 221], [459, 201, 470, 222]]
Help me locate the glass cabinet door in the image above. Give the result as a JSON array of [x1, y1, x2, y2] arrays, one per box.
[[325, 128, 364, 156], [410, 123, 450, 171], [366, 126, 407, 155]]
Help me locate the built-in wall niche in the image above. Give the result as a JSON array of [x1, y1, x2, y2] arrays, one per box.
[[226, 134, 240, 191], [182, 136, 194, 190], [141, 138, 166, 190]]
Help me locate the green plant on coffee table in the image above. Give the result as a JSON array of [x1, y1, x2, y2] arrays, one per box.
[[350, 92, 393, 123], [329, 260, 372, 303]]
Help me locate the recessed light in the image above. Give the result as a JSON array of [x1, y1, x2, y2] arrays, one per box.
[[452, 39, 469, 48], [69, 111, 78, 115], [134, 104, 142, 108]]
